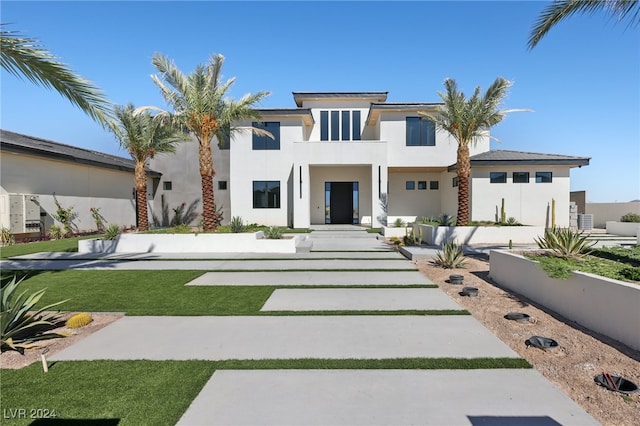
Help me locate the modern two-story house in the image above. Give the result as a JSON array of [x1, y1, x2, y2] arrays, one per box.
[[151, 91, 589, 229]]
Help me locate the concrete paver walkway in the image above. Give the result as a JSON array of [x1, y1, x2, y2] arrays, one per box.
[[178, 369, 598, 426], [50, 315, 519, 361], [260, 288, 463, 311]]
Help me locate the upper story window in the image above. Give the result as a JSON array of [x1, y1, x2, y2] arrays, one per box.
[[320, 110, 362, 141], [490, 172, 507, 183], [218, 125, 230, 150], [252, 122, 280, 150], [513, 172, 530, 183], [406, 117, 435, 146], [536, 172, 553, 183]]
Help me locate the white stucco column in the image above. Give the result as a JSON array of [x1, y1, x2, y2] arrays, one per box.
[[293, 163, 311, 228]]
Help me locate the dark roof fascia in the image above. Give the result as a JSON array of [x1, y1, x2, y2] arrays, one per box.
[[447, 158, 591, 171], [292, 91, 389, 107], [0, 131, 162, 178]]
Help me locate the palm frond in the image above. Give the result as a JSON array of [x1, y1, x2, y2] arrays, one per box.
[[0, 24, 113, 127], [528, 0, 640, 49]]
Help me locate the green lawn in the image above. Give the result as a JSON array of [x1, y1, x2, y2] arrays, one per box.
[[0, 236, 95, 259], [2, 358, 530, 425]]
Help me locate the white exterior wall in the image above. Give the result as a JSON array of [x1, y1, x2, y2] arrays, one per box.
[[0, 151, 139, 232], [441, 172, 459, 218], [379, 113, 490, 168], [229, 118, 301, 226], [586, 201, 640, 228], [387, 172, 443, 219], [303, 100, 372, 142], [470, 166, 571, 226], [149, 136, 230, 226]]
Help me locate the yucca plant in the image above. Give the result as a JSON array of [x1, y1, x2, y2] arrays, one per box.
[[1, 275, 68, 351], [103, 224, 121, 240], [230, 216, 245, 233], [437, 213, 456, 226], [433, 240, 467, 269], [535, 227, 595, 259]]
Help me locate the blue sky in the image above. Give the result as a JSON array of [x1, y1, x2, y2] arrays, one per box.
[[2, 1, 639, 202]]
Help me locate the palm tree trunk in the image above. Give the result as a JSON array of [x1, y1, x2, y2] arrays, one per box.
[[199, 140, 218, 231], [134, 161, 149, 231], [456, 142, 471, 226]]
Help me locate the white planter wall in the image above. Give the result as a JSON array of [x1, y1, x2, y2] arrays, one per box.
[[417, 225, 545, 245], [78, 232, 305, 254], [606, 221, 640, 237], [490, 250, 640, 351]]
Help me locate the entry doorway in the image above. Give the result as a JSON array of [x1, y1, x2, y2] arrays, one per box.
[[325, 182, 359, 224]]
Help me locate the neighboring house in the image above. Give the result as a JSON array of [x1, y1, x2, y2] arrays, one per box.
[[0, 129, 161, 237], [150, 91, 590, 228]]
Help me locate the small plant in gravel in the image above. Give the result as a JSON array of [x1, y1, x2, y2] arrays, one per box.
[[66, 312, 93, 328], [433, 240, 466, 269]]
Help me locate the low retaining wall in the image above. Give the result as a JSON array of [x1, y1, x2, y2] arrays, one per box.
[[416, 225, 545, 245], [78, 232, 304, 254], [490, 250, 640, 351], [606, 221, 640, 237], [382, 226, 411, 238]]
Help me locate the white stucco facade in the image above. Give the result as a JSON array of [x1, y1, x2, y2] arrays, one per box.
[[145, 91, 588, 228]]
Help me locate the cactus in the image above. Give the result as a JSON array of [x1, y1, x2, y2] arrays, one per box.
[[500, 198, 506, 223], [551, 198, 556, 228], [66, 312, 93, 329]]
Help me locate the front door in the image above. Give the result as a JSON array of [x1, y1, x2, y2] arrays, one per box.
[[325, 182, 359, 224]]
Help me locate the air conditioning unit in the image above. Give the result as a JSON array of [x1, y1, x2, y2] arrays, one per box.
[[8, 194, 41, 233], [577, 214, 593, 231]]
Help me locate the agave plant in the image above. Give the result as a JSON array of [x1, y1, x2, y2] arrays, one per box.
[[436, 213, 456, 226], [433, 240, 467, 269], [1, 275, 68, 351], [535, 227, 595, 259], [265, 226, 283, 240], [230, 216, 245, 233]]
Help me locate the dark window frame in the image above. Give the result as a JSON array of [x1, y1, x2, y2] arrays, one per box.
[[536, 172, 553, 183], [406, 181, 415, 190], [430, 181, 439, 190], [253, 180, 281, 209], [252, 122, 280, 150], [452, 176, 459, 187], [163, 181, 172, 191], [418, 181, 427, 190], [490, 172, 507, 184], [218, 181, 228, 190], [406, 117, 436, 146], [513, 172, 530, 183], [341, 110, 350, 141], [320, 111, 329, 141], [352, 110, 361, 140], [330, 111, 340, 141]]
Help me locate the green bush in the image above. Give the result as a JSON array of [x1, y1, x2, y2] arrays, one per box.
[[403, 227, 422, 246], [535, 227, 594, 259], [393, 218, 406, 227], [1, 227, 15, 246], [265, 226, 283, 239], [103, 224, 121, 240], [230, 216, 245, 233], [620, 212, 640, 223], [620, 266, 640, 281], [48, 225, 67, 240], [433, 241, 466, 269], [1, 275, 68, 351]]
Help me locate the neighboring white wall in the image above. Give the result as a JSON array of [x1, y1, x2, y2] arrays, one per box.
[[470, 166, 571, 227], [606, 221, 640, 237], [0, 151, 138, 232], [490, 250, 640, 351], [387, 172, 442, 218], [149, 135, 229, 226], [586, 201, 640, 228]]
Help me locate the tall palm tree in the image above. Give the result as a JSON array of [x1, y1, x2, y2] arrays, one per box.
[[0, 24, 113, 126], [150, 53, 270, 231], [419, 77, 525, 226], [528, 0, 640, 49], [109, 104, 186, 231]]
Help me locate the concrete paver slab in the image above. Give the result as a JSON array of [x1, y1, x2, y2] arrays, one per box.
[[50, 316, 519, 361], [187, 270, 432, 286], [177, 369, 597, 426], [260, 288, 463, 311]]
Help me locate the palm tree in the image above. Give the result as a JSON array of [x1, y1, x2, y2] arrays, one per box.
[[109, 104, 186, 231], [528, 0, 640, 49], [0, 24, 112, 126], [150, 53, 270, 231], [419, 77, 525, 226]]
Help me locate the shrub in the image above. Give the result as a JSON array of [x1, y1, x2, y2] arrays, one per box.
[[90, 207, 105, 232], [48, 225, 67, 240], [505, 217, 521, 226], [265, 226, 283, 239], [393, 218, 406, 228], [403, 227, 422, 246], [66, 312, 93, 328], [620, 212, 640, 223], [1, 227, 15, 246], [103, 224, 121, 240], [535, 227, 595, 259], [53, 193, 76, 235], [389, 236, 403, 249], [620, 266, 640, 281], [230, 216, 245, 233], [436, 213, 456, 226], [1, 275, 68, 351], [433, 241, 466, 269]]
